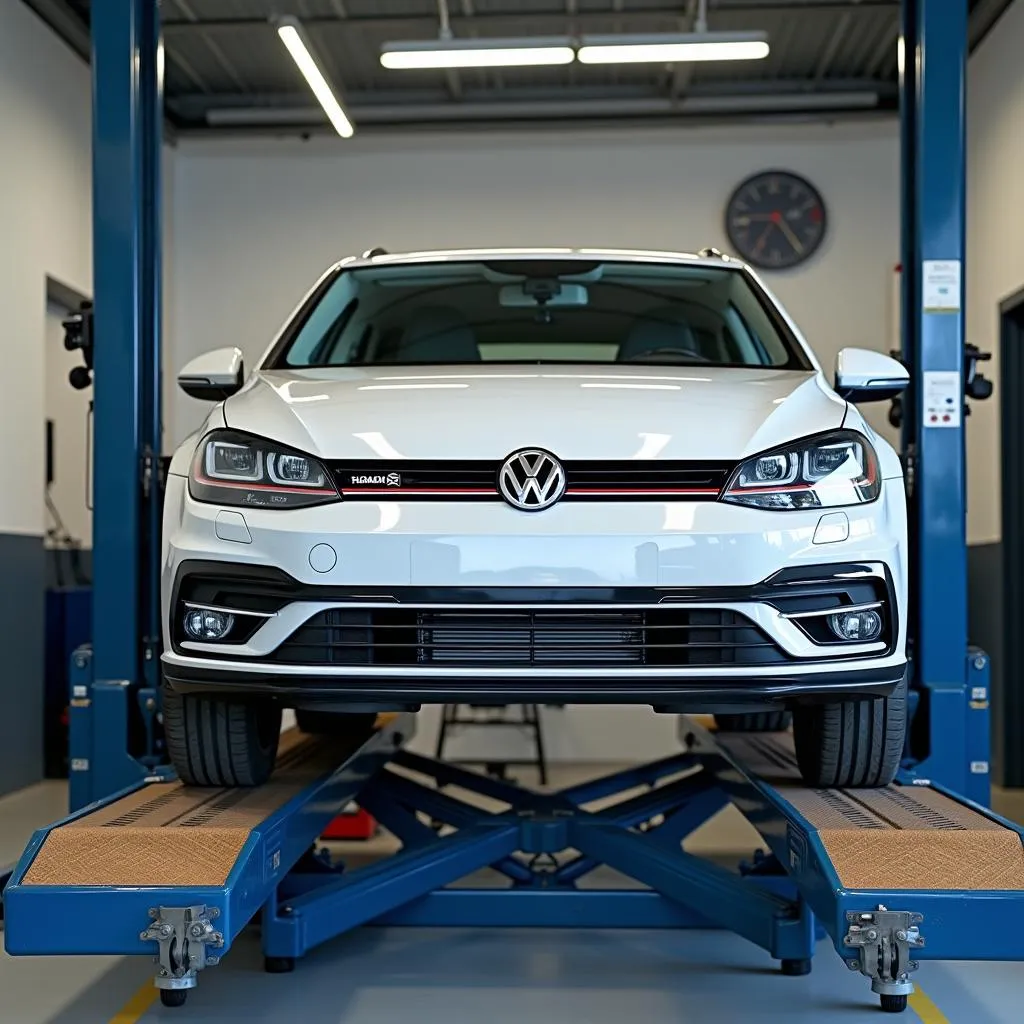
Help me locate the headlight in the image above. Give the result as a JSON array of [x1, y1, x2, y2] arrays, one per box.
[[189, 430, 339, 509], [722, 431, 880, 510]]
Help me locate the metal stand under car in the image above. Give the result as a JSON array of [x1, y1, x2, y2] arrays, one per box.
[[1, 0, 1016, 1016], [435, 703, 550, 784]]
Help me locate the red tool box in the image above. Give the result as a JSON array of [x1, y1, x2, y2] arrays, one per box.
[[322, 803, 377, 840]]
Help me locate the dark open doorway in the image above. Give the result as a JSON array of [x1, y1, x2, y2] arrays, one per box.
[[998, 286, 1024, 787]]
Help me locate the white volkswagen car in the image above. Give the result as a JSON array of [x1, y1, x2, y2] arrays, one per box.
[[161, 248, 910, 790]]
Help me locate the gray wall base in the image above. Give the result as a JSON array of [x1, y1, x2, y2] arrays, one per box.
[[0, 533, 44, 796]]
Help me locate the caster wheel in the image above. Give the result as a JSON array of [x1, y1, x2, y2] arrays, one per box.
[[264, 955, 295, 974], [159, 989, 188, 1008], [880, 994, 908, 1013], [780, 958, 812, 976]]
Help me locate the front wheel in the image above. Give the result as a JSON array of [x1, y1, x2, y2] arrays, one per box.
[[792, 675, 907, 788], [163, 684, 282, 787]]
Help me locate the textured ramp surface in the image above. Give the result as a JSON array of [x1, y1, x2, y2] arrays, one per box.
[[717, 732, 1024, 891], [23, 730, 352, 887]]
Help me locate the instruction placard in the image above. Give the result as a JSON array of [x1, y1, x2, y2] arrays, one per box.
[[923, 370, 961, 428], [923, 260, 962, 313]]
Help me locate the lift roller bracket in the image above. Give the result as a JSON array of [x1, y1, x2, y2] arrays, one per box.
[[843, 907, 924, 998]]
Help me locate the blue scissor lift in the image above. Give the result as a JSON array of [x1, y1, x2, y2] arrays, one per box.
[[5, 0, 1023, 1015]]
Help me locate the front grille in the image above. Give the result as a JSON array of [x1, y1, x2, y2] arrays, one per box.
[[271, 607, 788, 669], [330, 460, 732, 501]]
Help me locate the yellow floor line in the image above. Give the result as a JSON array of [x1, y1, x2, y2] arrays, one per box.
[[108, 980, 158, 1024], [910, 986, 950, 1024]]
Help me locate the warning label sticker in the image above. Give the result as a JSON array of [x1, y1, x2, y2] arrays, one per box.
[[923, 370, 961, 429]]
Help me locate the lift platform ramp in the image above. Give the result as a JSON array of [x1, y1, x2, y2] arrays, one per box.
[[5, 716, 1024, 1013]]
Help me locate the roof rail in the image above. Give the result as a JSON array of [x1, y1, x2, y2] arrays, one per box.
[[698, 247, 728, 260], [362, 246, 389, 258]]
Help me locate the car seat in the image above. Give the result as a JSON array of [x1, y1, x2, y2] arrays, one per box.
[[394, 306, 480, 362], [617, 306, 704, 362]]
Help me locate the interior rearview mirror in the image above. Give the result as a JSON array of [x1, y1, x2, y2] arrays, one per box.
[[177, 347, 245, 401], [834, 347, 909, 404]]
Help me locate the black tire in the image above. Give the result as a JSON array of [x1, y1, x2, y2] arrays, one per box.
[[880, 994, 908, 1013], [715, 711, 792, 733], [163, 684, 282, 787], [293, 709, 379, 736], [159, 989, 188, 1008], [792, 675, 907, 788]]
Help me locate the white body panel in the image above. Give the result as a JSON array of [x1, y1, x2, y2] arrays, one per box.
[[222, 365, 850, 463]]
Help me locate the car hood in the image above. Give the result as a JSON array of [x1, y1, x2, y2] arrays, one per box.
[[224, 365, 847, 462]]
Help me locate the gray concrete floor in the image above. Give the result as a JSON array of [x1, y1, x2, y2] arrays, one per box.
[[1, 768, 1023, 1023]]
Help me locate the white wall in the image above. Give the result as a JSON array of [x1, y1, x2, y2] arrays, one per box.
[[168, 122, 901, 448], [966, 0, 1024, 545], [0, 0, 93, 538]]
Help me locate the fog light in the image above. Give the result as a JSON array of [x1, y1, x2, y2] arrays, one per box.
[[828, 609, 882, 642], [184, 607, 235, 641]]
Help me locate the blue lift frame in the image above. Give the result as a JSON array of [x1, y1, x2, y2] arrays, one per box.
[[4, 0, 1018, 1015], [899, 0, 991, 806], [67, 0, 170, 813], [8, 718, 1024, 1012]]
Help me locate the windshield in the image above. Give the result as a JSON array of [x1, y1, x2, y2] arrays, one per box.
[[270, 259, 811, 370]]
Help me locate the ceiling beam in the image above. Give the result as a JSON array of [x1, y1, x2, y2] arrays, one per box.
[[192, 92, 892, 136], [813, 10, 852, 79], [167, 0, 248, 92], [161, 3, 900, 34], [669, 1, 701, 102], [170, 77, 897, 126], [968, 0, 1015, 50], [19, 0, 90, 61]]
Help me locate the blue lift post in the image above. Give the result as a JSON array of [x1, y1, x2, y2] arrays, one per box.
[[67, 0, 168, 810], [5, 0, 1022, 1016], [899, 0, 991, 804]]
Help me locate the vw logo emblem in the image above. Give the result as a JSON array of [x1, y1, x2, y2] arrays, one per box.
[[498, 449, 567, 512]]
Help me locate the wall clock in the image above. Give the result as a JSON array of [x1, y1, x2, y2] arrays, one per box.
[[725, 170, 827, 271]]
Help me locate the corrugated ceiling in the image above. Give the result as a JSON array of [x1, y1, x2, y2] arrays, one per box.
[[23, 0, 1010, 134]]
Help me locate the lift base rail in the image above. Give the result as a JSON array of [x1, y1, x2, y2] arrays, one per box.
[[4, 716, 1024, 1013]]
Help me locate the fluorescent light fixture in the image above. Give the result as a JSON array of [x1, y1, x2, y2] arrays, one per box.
[[578, 32, 770, 65], [276, 17, 354, 138], [381, 37, 575, 70]]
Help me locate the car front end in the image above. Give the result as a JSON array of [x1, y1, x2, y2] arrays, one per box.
[[161, 373, 907, 714], [160, 249, 909, 788]]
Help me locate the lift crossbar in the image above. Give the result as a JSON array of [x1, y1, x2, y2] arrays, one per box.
[[5, 717, 1024, 1012]]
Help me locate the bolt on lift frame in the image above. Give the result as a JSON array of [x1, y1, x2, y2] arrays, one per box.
[[3, 0, 1015, 1015]]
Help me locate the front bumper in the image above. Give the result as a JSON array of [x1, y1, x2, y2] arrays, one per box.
[[161, 473, 908, 709], [162, 660, 907, 710]]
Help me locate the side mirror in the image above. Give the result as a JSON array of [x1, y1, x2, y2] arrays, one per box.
[[177, 347, 245, 401], [834, 347, 909, 403]]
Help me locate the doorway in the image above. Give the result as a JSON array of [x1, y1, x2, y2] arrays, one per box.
[[998, 286, 1024, 787], [42, 278, 92, 782], [45, 294, 93, 578]]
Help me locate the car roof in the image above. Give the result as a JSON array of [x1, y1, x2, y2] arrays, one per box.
[[338, 247, 748, 271]]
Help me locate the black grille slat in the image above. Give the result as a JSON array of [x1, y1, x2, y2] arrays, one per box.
[[274, 641, 777, 651], [272, 606, 788, 669], [331, 459, 732, 501], [290, 621, 759, 632]]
